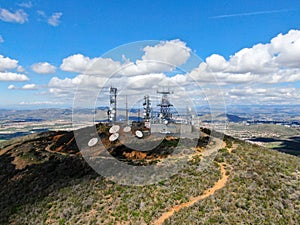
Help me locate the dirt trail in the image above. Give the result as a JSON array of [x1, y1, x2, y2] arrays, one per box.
[[228, 143, 237, 154], [153, 162, 229, 225]]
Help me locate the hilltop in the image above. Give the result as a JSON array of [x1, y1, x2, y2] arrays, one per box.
[[0, 125, 299, 224]]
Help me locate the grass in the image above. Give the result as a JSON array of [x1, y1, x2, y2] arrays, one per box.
[[264, 141, 283, 148], [7, 149, 221, 224], [2, 133, 300, 225], [167, 139, 300, 224]]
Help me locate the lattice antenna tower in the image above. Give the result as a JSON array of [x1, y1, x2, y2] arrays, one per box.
[[157, 89, 173, 122], [109, 87, 117, 122], [143, 95, 151, 122]]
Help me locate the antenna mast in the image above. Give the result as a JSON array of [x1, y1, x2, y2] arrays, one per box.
[[157, 90, 173, 123], [109, 87, 117, 123]]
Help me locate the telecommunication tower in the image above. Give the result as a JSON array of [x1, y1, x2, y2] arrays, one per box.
[[143, 95, 151, 122], [157, 90, 173, 122], [108, 87, 117, 122]]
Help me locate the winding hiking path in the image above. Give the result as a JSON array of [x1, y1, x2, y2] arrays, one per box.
[[153, 162, 229, 225]]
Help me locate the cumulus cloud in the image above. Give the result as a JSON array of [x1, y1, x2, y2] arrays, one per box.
[[31, 62, 56, 74], [225, 43, 276, 74], [127, 73, 165, 90], [187, 29, 300, 85], [0, 54, 28, 82], [47, 12, 62, 26], [48, 71, 192, 107], [0, 55, 19, 71], [60, 54, 92, 73], [0, 72, 29, 82], [60, 54, 122, 75], [22, 83, 37, 89], [50, 32, 300, 106], [142, 39, 191, 67], [271, 30, 300, 68], [60, 40, 191, 77], [49, 76, 81, 89], [8, 83, 37, 90], [8, 84, 15, 90], [121, 40, 191, 76], [0, 8, 28, 24]]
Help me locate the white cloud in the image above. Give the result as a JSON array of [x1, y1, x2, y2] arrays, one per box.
[[0, 55, 18, 71], [0, 55, 27, 81], [31, 62, 56, 74], [271, 29, 300, 68], [120, 40, 191, 76], [49, 76, 80, 88], [19, 101, 63, 105], [48, 75, 104, 102], [60, 54, 92, 73], [127, 73, 165, 90], [51, 32, 300, 106], [225, 43, 276, 74], [119, 61, 170, 76], [142, 39, 191, 67], [188, 29, 300, 85], [17, 65, 25, 72], [205, 54, 228, 72], [0, 8, 28, 24], [8, 84, 15, 89], [0, 35, 3, 43], [47, 12, 62, 26], [0, 72, 29, 81], [37, 11, 63, 27], [18, 2, 33, 8], [225, 86, 300, 105], [60, 40, 191, 77], [202, 44, 277, 81], [22, 83, 37, 90], [7, 83, 37, 90], [47, 72, 190, 106], [60, 54, 122, 75]]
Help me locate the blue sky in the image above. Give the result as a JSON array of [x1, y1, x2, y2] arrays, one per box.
[[1, 0, 300, 109]]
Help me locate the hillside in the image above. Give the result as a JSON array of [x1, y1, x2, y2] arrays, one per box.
[[0, 125, 299, 225]]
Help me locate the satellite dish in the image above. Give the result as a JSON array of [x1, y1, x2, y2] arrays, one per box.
[[88, 137, 98, 147], [123, 126, 131, 133], [109, 133, 119, 142], [109, 125, 120, 133], [135, 130, 143, 138]]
